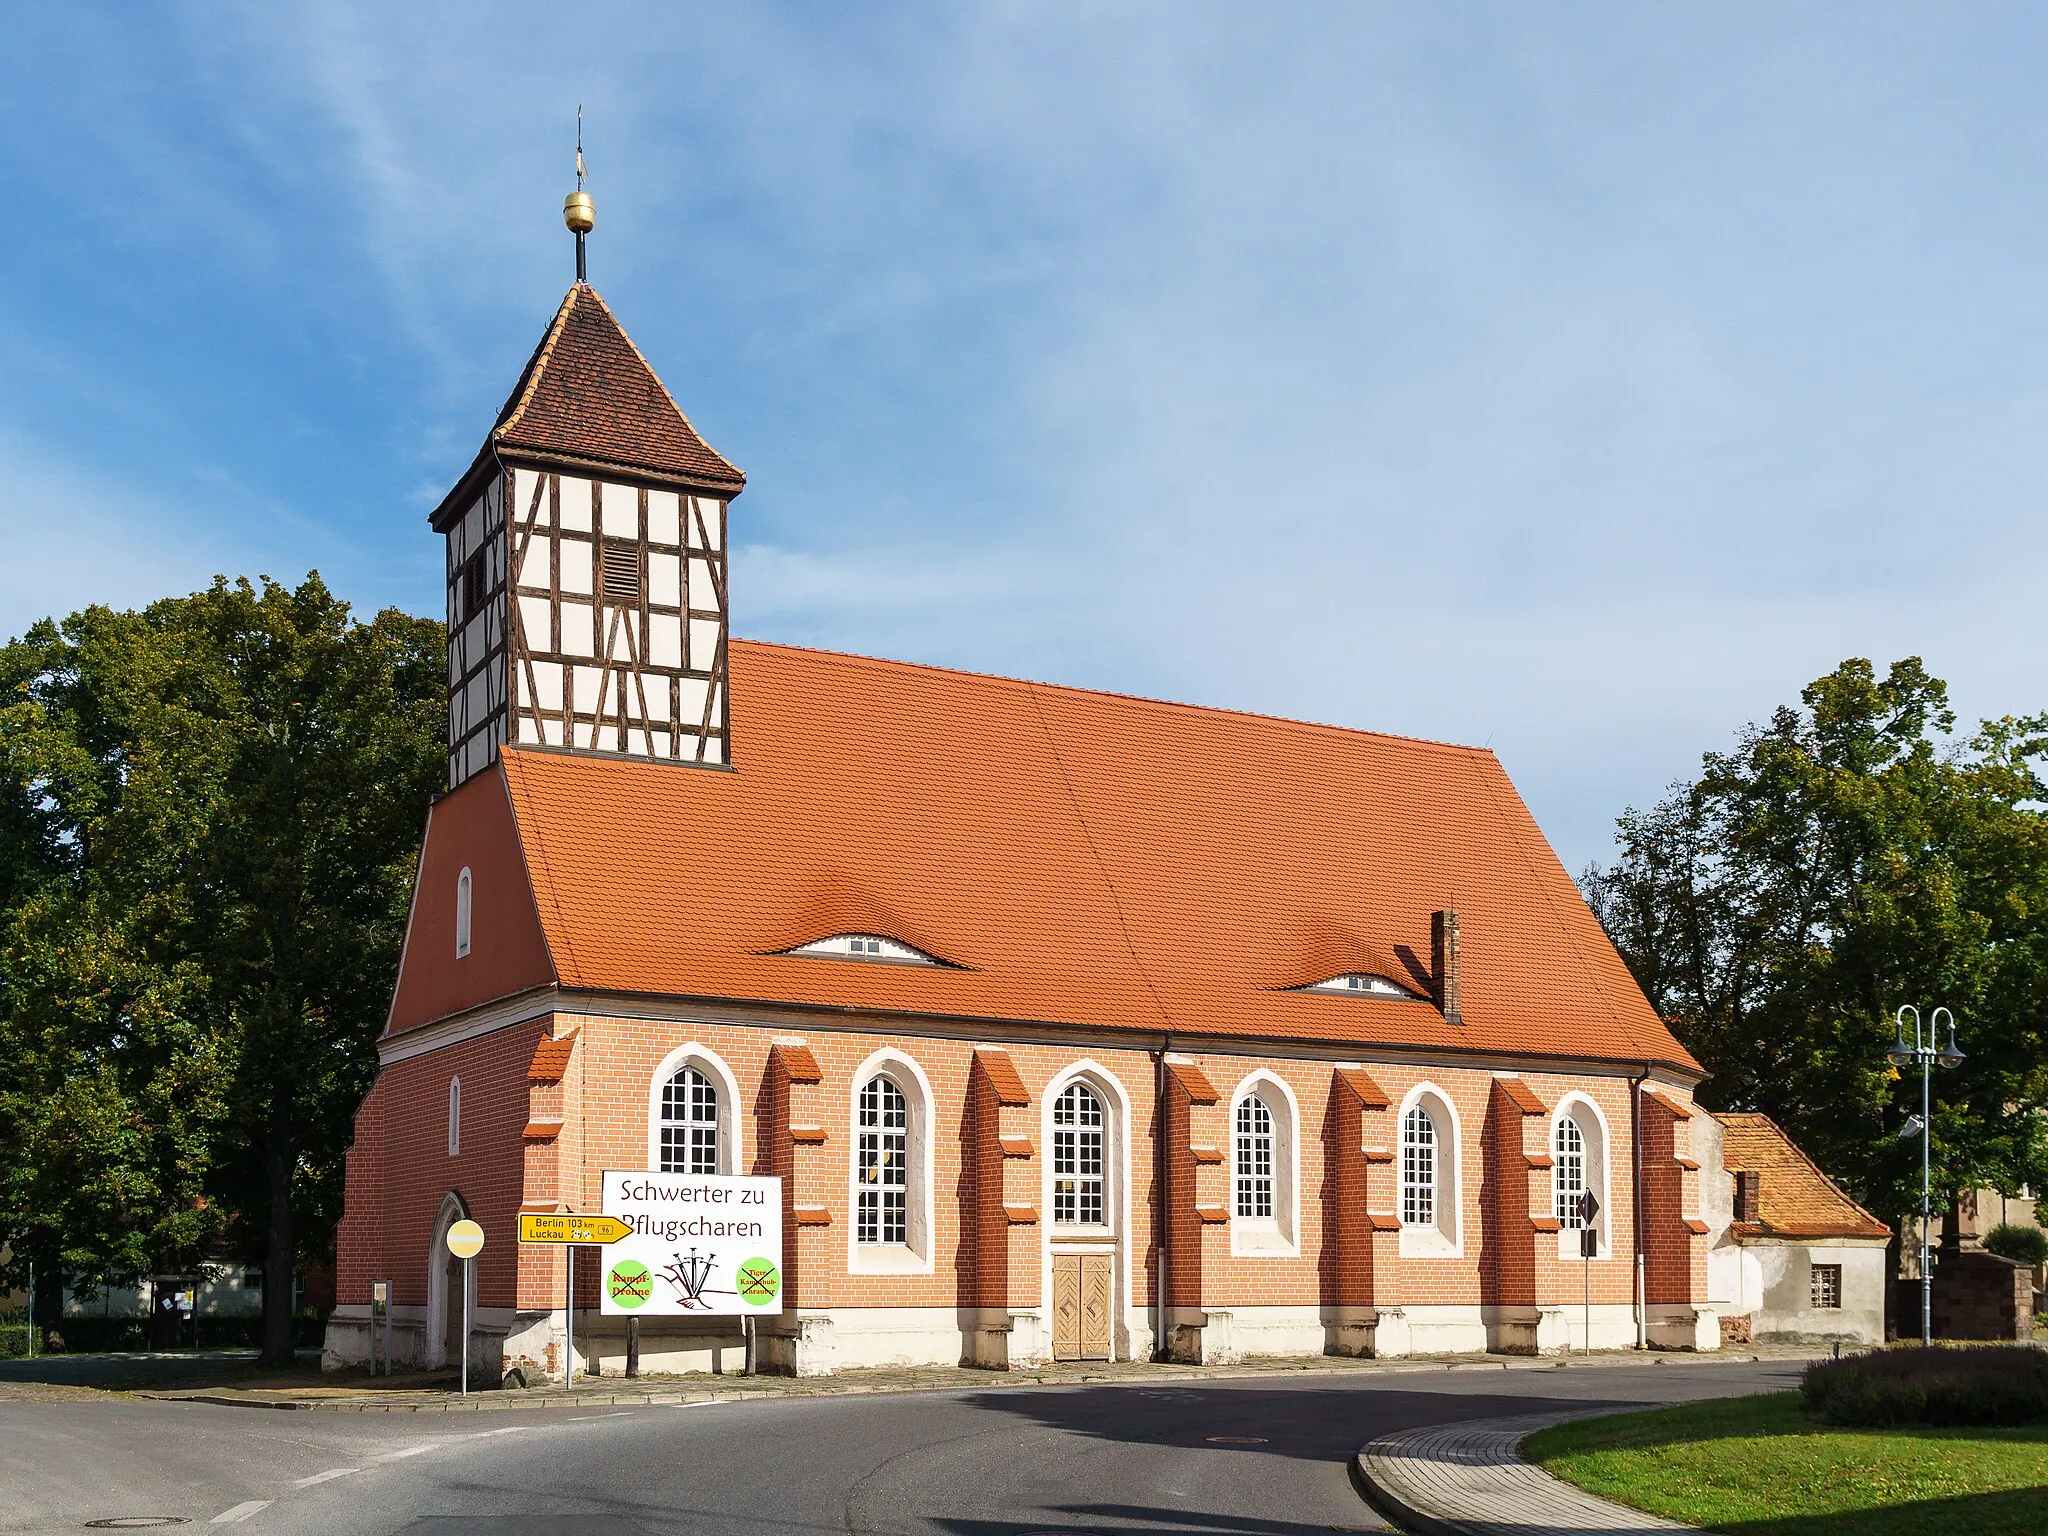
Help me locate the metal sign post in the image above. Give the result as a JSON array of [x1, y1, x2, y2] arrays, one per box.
[[445, 1221, 485, 1397], [514, 1212, 637, 1388], [1578, 1191, 1601, 1354]]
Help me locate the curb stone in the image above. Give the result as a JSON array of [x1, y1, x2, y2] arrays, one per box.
[[1355, 1412, 1693, 1535], [130, 1349, 1805, 1413]]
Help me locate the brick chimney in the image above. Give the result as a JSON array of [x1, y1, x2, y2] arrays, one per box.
[[1734, 1171, 1761, 1224], [1433, 909, 1462, 1025]]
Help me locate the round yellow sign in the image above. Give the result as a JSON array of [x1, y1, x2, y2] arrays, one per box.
[[445, 1219, 485, 1259]]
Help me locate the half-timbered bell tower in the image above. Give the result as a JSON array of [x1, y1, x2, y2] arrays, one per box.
[[431, 186, 746, 789]]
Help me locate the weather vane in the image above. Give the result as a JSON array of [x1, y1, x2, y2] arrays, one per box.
[[564, 104, 595, 282]]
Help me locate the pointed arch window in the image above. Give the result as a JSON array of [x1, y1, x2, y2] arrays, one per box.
[[455, 868, 472, 958], [1400, 1105, 1436, 1227], [447, 1076, 461, 1157], [1234, 1095, 1275, 1219], [857, 1075, 909, 1245], [1052, 1081, 1107, 1226], [660, 1066, 720, 1175]]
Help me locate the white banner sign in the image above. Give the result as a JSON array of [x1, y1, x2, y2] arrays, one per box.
[[599, 1171, 784, 1316]]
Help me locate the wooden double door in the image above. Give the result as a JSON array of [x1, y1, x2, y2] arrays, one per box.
[[1052, 1252, 1114, 1360]]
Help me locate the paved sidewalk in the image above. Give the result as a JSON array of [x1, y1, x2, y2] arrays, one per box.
[[121, 1346, 1813, 1412], [1357, 1412, 1690, 1535]]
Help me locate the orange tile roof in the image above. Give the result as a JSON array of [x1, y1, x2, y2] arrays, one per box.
[[973, 1048, 1031, 1107], [527, 1031, 577, 1083], [1336, 1066, 1391, 1109], [470, 640, 1698, 1072], [1493, 1076, 1548, 1116], [1714, 1113, 1891, 1240], [1167, 1061, 1221, 1104]]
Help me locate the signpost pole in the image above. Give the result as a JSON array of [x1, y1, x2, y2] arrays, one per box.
[[460, 1256, 471, 1399], [24, 1261, 32, 1360], [443, 1220, 485, 1399], [565, 1245, 574, 1389]]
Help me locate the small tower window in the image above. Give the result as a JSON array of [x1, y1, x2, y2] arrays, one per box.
[[601, 540, 641, 605], [455, 868, 472, 958], [461, 552, 487, 619], [447, 1076, 461, 1157]]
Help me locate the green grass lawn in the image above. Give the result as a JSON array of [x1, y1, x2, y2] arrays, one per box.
[[1523, 1393, 2048, 1536]]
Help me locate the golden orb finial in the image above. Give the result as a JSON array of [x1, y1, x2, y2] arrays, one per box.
[[564, 191, 595, 234]]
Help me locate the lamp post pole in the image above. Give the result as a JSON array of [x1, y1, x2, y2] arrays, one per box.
[[1887, 1005, 1962, 1348]]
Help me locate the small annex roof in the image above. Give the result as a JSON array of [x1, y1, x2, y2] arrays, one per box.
[[1716, 1112, 1892, 1241], [437, 639, 1700, 1073]]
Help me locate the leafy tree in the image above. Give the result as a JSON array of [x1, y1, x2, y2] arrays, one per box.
[[0, 576, 442, 1362], [1582, 658, 2048, 1238]]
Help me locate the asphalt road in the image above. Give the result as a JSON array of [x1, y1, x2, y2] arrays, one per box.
[[1, 1358, 1807, 1534]]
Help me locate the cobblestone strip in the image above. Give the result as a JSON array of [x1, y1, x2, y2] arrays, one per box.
[[1356, 1413, 1691, 1535]]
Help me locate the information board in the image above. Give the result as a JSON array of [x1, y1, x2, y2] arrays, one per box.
[[599, 1171, 784, 1316]]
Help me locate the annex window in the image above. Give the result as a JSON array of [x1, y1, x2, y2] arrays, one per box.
[[447, 1077, 461, 1157], [1400, 1106, 1436, 1227], [660, 1066, 720, 1175], [857, 1075, 909, 1245], [1811, 1263, 1842, 1310], [1052, 1081, 1107, 1226], [1235, 1095, 1274, 1219], [455, 867, 472, 958], [600, 539, 641, 606], [1555, 1117, 1586, 1227]]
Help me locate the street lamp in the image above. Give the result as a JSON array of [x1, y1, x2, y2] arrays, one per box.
[[1886, 1004, 1963, 1347]]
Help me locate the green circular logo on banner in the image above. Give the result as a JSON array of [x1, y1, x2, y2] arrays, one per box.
[[735, 1257, 780, 1307], [607, 1259, 653, 1309]]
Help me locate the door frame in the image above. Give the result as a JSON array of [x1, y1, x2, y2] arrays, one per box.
[[426, 1191, 472, 1369], [1040, 1061, 1132, 1362]]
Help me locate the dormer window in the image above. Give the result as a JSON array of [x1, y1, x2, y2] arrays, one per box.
[[1299, 972, 1421, 1000], [782, 933, 946, 967]]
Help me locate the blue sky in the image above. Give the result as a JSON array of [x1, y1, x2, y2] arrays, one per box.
[[3, 4, 2045, 875]]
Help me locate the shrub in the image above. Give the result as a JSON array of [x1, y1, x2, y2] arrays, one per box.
[[1983, 1223, 2048, 1268], [1802, 1344, 2048, 1426]]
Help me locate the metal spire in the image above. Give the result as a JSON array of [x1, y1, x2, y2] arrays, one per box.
[[563, 105, 595, 282]]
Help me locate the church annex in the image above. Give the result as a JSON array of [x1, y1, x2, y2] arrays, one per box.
[[326, 262, 1724, 1379]]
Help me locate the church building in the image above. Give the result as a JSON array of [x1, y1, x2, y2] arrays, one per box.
[[325, 203, 1726, 1380]]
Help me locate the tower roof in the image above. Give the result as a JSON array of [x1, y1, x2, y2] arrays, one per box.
[[434, 283, 744, 528]]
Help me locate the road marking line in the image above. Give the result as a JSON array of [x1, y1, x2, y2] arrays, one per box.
[[374, 1445, 436, 1460], [291, 1468, 360, 1487], [211, 1501, 273, 1523], [567, 1411, 633, 1420]]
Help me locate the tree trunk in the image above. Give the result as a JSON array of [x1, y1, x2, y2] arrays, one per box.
[[260, 1108, 297, 1368]]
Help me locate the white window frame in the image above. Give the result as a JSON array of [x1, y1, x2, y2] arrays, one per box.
[[1551, 1093, 1612, 1260], [455, 867, 472, 958], [447, 1076, 461, 1157], [846, 1048, 936, 1275], [1396, 1083, 1462, 1256], [645, 1042, 742, 1176], [1229, 1070, 1300, 1256], [1038, 1061, 1133, 1362]]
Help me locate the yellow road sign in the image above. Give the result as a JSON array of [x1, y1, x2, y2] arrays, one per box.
[[445, 1219, 485, 1259], [518, 1212, 635, 1246]]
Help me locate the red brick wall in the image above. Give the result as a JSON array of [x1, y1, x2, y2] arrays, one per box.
[[336, 1006, 1696, 1325]]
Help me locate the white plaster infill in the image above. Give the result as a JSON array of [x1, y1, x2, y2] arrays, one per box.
[[1355, 1413, 1690, 1535]]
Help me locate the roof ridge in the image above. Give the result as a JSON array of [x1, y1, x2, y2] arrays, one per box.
[[727, 637, 1491, 758]]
